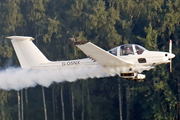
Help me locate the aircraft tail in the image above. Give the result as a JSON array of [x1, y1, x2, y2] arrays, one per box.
[[7, 36, 49, 69]]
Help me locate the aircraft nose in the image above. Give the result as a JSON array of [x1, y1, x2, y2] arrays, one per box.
[[168, 53, 175, 59]]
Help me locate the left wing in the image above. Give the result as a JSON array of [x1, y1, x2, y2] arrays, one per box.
[[76, 42, 134, 67]]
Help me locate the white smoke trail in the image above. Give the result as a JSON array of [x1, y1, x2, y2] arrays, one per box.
[[0, 66, 117, 91]]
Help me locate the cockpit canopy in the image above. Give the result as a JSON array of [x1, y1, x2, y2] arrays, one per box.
[[109, 44, 147, 56], [120, 45, 134, 55], [134, 45, 146, 55]]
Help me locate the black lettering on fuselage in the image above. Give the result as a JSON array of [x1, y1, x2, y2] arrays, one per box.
[[62, 61, 80, 66], [62, 62, 66, 66], [67, 62, 71, 65]]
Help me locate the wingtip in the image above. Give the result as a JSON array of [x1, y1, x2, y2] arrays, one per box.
[[30, 38, 35, 41], [6, 36, 35, 41], [74, 41, 89, 45], [6, 36, 12, 39]]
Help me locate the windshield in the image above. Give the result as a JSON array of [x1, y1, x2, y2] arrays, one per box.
[[135, 45, 146, 54], [109, 47, 117, 56]]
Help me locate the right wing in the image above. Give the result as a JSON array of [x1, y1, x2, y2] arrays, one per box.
[[76, 42, 134, 67]]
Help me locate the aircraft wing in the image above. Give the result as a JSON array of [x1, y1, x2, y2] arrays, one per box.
[[76, 42, 134, 67]]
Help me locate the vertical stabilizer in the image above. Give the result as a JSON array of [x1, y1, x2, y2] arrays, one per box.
[[7, 36, 49, 69]]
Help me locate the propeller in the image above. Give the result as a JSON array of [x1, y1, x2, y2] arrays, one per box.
[[169, 39, 173, 73]]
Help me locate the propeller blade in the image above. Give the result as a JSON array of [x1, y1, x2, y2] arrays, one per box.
[[169, 39, 172, 53], [170, 59, 172, 73], [169, 39, 172, 73]]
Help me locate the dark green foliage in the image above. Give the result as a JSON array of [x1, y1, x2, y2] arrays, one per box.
[[0, 0, 180, 120]]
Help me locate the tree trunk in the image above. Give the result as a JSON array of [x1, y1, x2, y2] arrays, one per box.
[[126, 85, 130, 120], [118, 78, 123, 120], [81, 83, 84, 120], [1, 105, 5, 120], [61, 84, 65, 120], [71, 86, 75, 120], [87, 81, 91, 120], [82, 100, 84, 120], [42, 86, 47, 120], [25, 89, 28, 107], [55, 94, 59, 120], [25, 88, 28, 120], [52, 86, 56, 120], [21, 90, 24, 120], [17, 91, 21, 120]]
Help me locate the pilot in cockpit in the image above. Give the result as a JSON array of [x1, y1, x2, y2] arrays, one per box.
[[120, 45, 134, 56], [124, 47, 130, 55]]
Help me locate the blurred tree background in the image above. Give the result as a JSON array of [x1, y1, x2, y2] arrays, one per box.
[[0, 0, 180, 119]]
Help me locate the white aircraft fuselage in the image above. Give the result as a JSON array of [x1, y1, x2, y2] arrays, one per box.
[[7, 36, 175, 81]]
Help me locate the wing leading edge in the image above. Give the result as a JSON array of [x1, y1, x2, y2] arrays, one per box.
[[76, 42, 134, 67]]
